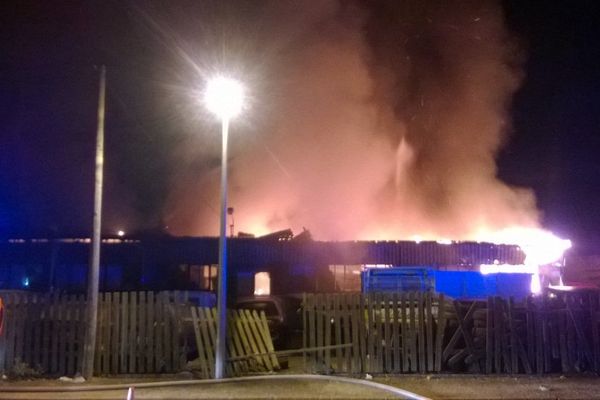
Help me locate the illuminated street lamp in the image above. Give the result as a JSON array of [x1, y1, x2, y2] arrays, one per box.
[[204, 76, 244, 379]]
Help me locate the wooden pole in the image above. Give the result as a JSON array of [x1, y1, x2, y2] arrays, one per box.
[[82, 65, 106, 379]]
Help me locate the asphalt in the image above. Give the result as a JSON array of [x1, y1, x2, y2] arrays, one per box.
[[0, 375, 425, 400]]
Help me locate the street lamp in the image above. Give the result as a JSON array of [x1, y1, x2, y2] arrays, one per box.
[[204, 76, 244, 379]]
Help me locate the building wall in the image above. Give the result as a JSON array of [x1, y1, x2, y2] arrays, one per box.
[[0, 236, 525, 296]]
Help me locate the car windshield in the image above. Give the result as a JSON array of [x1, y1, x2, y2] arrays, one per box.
[[238, 301, 278, 317]]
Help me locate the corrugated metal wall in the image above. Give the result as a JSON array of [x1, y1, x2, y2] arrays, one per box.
[[0, 237, 525, 292], [0, 237, 525, 268], [146, 238, 523, 267]]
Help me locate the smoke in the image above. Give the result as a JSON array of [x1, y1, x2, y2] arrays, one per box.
[[163, 0, 540, 241]]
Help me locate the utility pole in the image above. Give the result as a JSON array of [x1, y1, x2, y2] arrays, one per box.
[[82, 65, 106, 379]]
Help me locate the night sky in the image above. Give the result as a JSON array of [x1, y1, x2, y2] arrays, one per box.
[[500, 0, 600, 248], [1, 1, 599, 250]]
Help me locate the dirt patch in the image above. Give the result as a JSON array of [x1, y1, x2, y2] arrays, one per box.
[[377, 374, 600, 399]]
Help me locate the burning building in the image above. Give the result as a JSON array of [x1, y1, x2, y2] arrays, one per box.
[[0, 2, 577, 300], [0, 229, 570, 301], [155, 1, 573, 297]]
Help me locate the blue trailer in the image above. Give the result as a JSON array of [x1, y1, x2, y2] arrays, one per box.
[[362, 266, 533, 299]]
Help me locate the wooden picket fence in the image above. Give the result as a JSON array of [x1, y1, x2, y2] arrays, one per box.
[[0, 291, 190, 376], [94, 291, 189, 375], [304, 290, 600, 375], [5, 289, 599, 377], [188, 307, 279, 378], [303, 291, 447, 374], [476, 292, 600, 374], [0, 293, 85, 376]]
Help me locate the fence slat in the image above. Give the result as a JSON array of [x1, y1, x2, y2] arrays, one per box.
[[426, 291, 434, 372], [111, 292, 120, 374], [66, 295, 77, 375], [31, 294, 42, 370], [94, 294, 104, 375], [434, 294, 446, 372], [206, 308, 219, 375], [104, 292, 113, 375], [508, 298, 518, 373], [341, 293, 351, 373], [190, 307, 209, 378], [256, 310, 279, 369], [128, 292, 137, 373], [350, 293, 361, 373], [418, 292, 426, 373], [225, 310, 243, 376], [138, 291, 146, 374], [333, 294, 342, 372], [145, 291, 154, 374], [409, 291, 417, 372], [5, 294, 18, 371], [376, 292, 384, 373], [171, 291, 183, 371], [23, 295, 32, 368], [384, 293, 392, 373], [324, 294, 332, 373], [119, 292, 128, 373], [245, 309, 271, 371], [57, 295, 67, 375]]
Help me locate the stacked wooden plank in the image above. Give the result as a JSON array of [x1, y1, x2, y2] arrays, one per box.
[[303, 290, 600, 375], [442, 293, 600, 374], [188, 307, 279, 378]]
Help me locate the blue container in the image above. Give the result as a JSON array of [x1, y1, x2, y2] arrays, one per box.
[[362, 267, 435, 293], [433, 270, 531, 299], [362, 267, 532, 299]]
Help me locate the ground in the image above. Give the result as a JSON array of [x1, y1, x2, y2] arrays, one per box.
[[379, 374, 600, 399], [1, 357, 599, 399]]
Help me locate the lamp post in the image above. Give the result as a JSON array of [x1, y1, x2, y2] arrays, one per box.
[[204, 77, 244, 379], [82, 65, 106, 379]]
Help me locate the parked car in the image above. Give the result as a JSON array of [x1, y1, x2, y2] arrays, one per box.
[[235, 295, 302, 349]]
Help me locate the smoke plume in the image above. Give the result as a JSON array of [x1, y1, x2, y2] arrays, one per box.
[[163, 0, 539, 241]]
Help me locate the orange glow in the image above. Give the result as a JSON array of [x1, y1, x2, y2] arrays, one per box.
[[242, 219, 273, 238], [236, 212, 570, 270], [477, 227, 571, 266], [480, 264, 538, 274], [254, 272, 271, 296]]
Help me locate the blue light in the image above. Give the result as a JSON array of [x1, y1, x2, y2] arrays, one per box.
[[22, 277, 30, 287]]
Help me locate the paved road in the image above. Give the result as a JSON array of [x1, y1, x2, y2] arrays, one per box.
[[0, 376, 422, 400]]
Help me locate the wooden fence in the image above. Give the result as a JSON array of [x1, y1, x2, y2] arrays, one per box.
[[0, 291, 189, 376], [4, 289, 599, 377], [188, 307, 279, 378], [303, 291, 446, 374], [94, 291, 189, 375], [304, 290, 600, 375]]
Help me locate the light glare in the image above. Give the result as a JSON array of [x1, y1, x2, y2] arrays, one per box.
[[204, 77, 244, 119], [480, 263, 538, 275], [530, 273, 542, 294], [254, 272, 270, 296], [480, 227, 572, 266]]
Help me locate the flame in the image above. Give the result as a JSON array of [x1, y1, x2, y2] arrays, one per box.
[[239, 211, 571, 267], [480, 264, 538, 274], [476, 227, 571, 294], [478, 227, 571, 266], [240, 219, 273, 237], [530, 274, 542, 294]]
